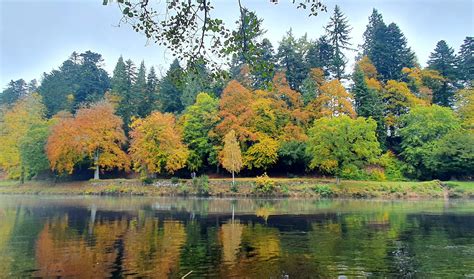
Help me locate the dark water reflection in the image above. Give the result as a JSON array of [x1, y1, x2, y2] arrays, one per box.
[[0, 196, 473, 278]]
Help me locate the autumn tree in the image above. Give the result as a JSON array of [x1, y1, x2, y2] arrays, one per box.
[[383, 80, 427, 138], [454, 87, 474, 128], [46, 101, 129, 179], [0, 93, 47, 180], [129, 112, 189, 176], [308, 79, 356, 119], [306, 115, 381, 183], [401, 67, 444, 103], [301, 68, 326, 105], [182, 92, 220, 172], [244, 136, 279, 171], [220, 130, 243, 186]]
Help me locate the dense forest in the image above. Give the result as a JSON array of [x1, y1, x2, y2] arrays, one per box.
[[0, 7, 473, 183]]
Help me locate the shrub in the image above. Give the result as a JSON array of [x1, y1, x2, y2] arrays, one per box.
[[254, 173, 276, 194], [193, 175, 210, 196], [141, 176, 154, 185], [171, 177, 180, 184], [312, 184, 334, 197], [230, 182, 239, 193]]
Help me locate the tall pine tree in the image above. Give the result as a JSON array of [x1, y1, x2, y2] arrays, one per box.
[[159, 59, 184, 113], [457, 36, 474, 84], [325, 5, 352, 80], [277, 29, 308, 90], [428, 40, 457, 106]]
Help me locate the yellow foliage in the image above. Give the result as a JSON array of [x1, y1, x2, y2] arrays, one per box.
[[455, 87, 474, 129], [308, 79, 356, 119], [0, 93, 46, 178], [220, 130, 243, 174], [357, 56, 378, 79], [129, 111, 188, 174]]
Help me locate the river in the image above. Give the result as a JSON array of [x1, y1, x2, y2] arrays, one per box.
[[0, 196, 473, 278]]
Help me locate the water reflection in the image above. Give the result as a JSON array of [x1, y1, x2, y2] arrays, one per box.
[[0, 196, 473, 278]]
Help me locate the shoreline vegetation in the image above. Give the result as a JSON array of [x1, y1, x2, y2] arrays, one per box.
[[0, 178, 473, 199]]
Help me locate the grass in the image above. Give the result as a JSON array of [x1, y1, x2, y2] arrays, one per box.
[[0, 178, 472, 199]]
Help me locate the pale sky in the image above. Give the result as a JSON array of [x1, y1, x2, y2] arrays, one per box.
[[1, 0, 473, 87]]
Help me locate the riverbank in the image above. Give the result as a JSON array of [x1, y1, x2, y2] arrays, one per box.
[[1, 178, 473, 199]]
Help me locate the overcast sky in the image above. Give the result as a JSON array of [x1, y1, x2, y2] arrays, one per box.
[[1, 0, 473, 87]]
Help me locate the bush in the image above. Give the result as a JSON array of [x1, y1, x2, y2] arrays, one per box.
[[230, 182, 239, 193], [141, 177, 154, 185], [193, 175, 209, 196], [254, 173, 276, 194], [171, 177, 180, 184], [312, 184, 334, 197], [379, 151, 406, 181]]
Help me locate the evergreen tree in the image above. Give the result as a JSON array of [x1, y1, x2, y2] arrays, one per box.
[[111, 56, 134, 130], [306, 36, 333, 77], [133, 61, 148, 117], [361, 9, 384, 55], [145, 66, 160, 115], [361, 10, 415, 81], [181, 60, 212, 108], [457, 36, 474, 84], [159, 59, 184, 113], [352, 68, 386, 148], [38, 51, 110, 116], [0, 79, 28, 106], [428, 40, 457, 106], [277, 29, 308, 90], [325, 5, 352, 80]]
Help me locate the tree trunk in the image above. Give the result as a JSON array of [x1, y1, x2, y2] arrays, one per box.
[[232, 171, 235, 186], [336, 176, 340, 185], [94, 150, 100, 180]]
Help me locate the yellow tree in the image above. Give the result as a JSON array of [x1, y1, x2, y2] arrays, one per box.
[[383, 80, 427, 134], [129, 111, 188, 176], [308, 79, 356, 119], [455, 87, 474, 129], [46, 101, 129, 179], [0, 93, 46, 179], [220, 130, 243, 186]]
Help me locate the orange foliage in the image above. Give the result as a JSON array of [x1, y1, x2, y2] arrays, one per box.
[[272, 72, 303, 109], [46, 101, 129, 175], [357, 56, 378, 79], [308, 79, 356, 119]]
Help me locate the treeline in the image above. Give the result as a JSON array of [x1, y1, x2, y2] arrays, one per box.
[[0, 7, 473, 182]]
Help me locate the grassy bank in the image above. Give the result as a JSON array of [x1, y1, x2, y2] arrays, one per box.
[[0, 178, 473, 199]]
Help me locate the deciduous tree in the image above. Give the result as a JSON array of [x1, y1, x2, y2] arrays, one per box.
[[46, 102, 129, 179], [306, 116, 381, 183], [129, 112, 188, 176], [220, 130, 243, 185]]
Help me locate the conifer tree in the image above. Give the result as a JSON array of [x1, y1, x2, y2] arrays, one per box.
[[457, 36, 474, 84], [428, 40, 457, 106], [277, 30, 308, 90], [325, 5, 352, 80], [159, 59, 184, 113]]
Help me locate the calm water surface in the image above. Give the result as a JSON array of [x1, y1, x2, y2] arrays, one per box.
[[0, 196, 473, 278]]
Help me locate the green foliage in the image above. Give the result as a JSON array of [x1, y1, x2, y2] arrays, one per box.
[[159, 59, 185, 113], [277, 141, 309, 171], [192, 175, 210, 196], [362, 10, 415, 81], [457, 37, 474, 84], [19, 123, 51, 180], [399, 105, 461, 179], [312, 184, 334, 197], [171, 177, 180, 184], [427, 40, 458, 106], [182, 93, 219, 171], [254, 172, 276, 194], [325, 5, 352, 80], [379, 152, 406, 181], [38, 51, 110, 117], [306, 116, 382, 178], [276, 30, 308, 90], [425, 129, 474, 179]]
